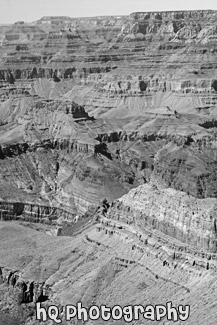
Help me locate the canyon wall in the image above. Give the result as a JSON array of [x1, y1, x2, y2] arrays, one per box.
[[107, 183, 217, 253], [1, 10, 217, 252], [2, 9, 217, 221]]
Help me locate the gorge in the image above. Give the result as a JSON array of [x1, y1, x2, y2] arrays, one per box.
[[0, 8, 217, 325]]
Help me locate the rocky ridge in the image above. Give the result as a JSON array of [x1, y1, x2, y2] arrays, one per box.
[[107, 183, 217, 253]]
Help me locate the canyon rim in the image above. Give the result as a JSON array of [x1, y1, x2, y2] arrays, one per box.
[[1, 1, 217, 324]]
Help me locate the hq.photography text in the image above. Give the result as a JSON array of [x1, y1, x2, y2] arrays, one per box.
[[36, 301, 190, 323]]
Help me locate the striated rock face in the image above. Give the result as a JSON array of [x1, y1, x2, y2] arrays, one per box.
[[107, 183, 217, 253], [1, 217, 217, 325], [0, 201, 75, 222], [152, 141, 217, 198]]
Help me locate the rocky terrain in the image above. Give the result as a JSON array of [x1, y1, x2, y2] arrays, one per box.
[[1, 9, 217, 325]]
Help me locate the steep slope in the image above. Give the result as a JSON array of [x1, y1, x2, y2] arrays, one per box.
[[1, 217, 217, 325]]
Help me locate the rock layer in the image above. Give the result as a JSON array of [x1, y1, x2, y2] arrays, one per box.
[[107, 183, 217, 253]]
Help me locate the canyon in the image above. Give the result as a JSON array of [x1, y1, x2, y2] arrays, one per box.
[[0, 9, 217, 324]]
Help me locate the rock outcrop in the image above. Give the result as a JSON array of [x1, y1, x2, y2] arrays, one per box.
[[0, 201, 75, 222], [107, 183, 217, 253]]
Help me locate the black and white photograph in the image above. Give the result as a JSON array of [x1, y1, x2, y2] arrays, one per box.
[[0, 0, 217, 324]]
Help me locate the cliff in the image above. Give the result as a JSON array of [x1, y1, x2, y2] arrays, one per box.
[[107, 183, 217, 252]]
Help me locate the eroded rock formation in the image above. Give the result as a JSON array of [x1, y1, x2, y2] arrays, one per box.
[[107, 183, 217, 253], [1, 9, 217, 325]]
